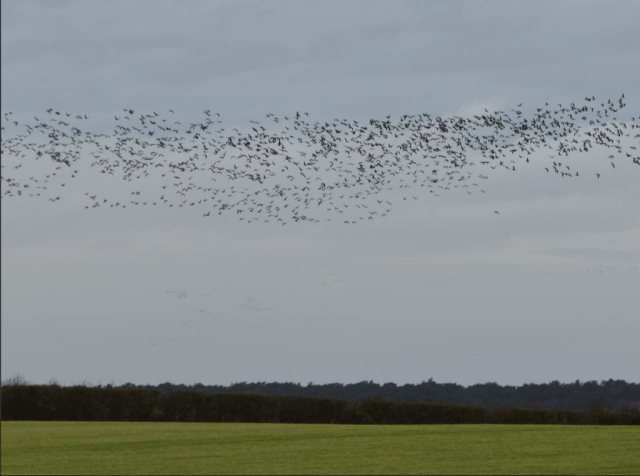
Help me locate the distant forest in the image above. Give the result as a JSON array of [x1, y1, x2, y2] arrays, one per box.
[[107, 379, 640, 411]]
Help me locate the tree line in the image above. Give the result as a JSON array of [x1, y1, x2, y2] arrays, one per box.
[[108, 379, 639, 411]]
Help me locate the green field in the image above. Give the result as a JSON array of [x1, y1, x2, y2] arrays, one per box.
[[2, 422, 639, 475]]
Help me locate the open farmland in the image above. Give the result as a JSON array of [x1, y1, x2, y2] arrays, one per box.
[[2, 422, 639, 475]]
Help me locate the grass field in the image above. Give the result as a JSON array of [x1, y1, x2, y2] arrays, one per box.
[[2, 422, 639, 475]]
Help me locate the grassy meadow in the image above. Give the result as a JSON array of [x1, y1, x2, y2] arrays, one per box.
[[2, 421, 639, 475]]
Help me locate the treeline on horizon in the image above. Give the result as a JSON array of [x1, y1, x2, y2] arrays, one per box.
[[6, 376, 636, 412], [3, 381, 640, 425], [122, 379, 640, 411]]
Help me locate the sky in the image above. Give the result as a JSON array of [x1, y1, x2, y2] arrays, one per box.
[[2, 0, 639, 388]]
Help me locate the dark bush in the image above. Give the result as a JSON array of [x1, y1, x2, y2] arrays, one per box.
[[2, 385, 639, 425]]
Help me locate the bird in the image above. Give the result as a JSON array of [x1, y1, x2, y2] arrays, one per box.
[[1, 94, 635, 226]]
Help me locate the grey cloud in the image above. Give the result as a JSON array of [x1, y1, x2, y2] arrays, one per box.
[[2, 0, 639, 387], [538, 248, 640, 263]]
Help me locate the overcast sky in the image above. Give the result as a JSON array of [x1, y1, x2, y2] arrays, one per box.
[[2, 0, 639, 388]]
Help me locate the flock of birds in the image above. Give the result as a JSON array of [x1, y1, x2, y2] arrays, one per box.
[[534, 265, 638, 276], [148, 260, 638, 348], [148, 293, 275, 346], [1, 94, 638, 224]]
